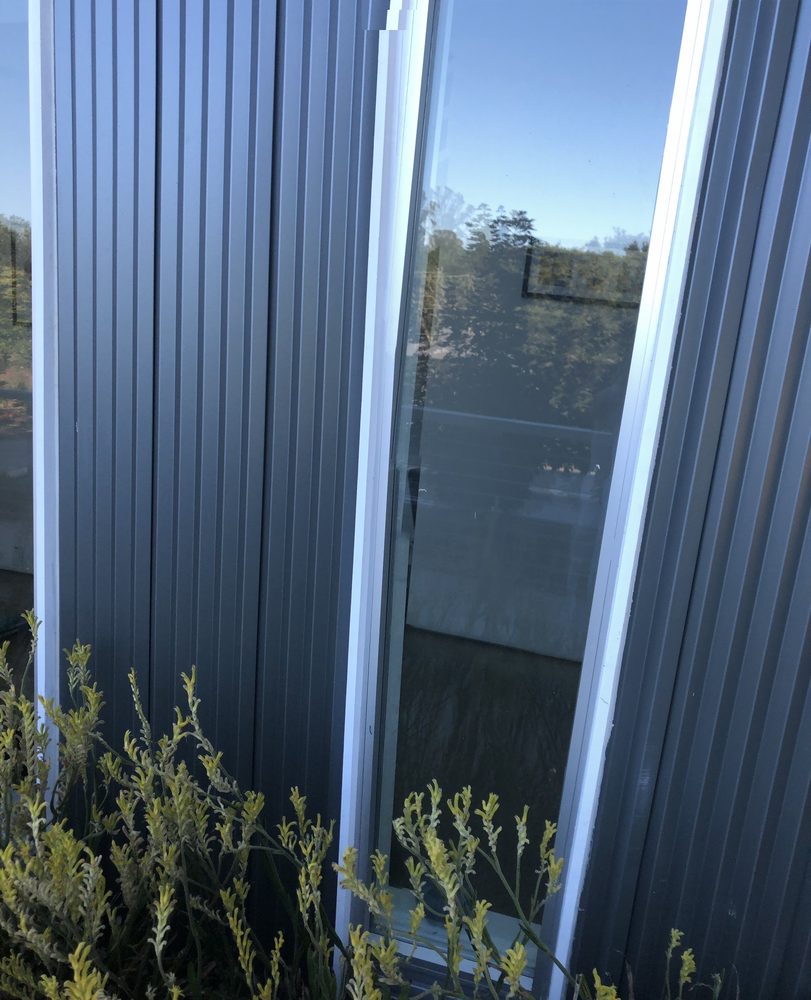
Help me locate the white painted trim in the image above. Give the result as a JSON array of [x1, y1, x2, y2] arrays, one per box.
[[546, 0, 732, 993], [337, 0, 432, 941], [29, 0, 60, 768]]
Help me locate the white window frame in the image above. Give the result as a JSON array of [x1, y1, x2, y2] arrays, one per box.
[[338, 1, 732, 993], [29, 0, 60, 769], [336, 0, 433, 936]]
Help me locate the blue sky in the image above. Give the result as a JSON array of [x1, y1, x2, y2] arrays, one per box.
[[425, 0, 687, 247], [0, 0, 30, 220], [0, 0, 686, 236]]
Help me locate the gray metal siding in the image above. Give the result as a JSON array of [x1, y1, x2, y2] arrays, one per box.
[[53, 0, 384, 821], [253, 0, 385, 819], [54, 0, 158, 737], [574, 1, 811, 995]]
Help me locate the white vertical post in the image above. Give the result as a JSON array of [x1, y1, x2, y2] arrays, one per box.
[[29, 0, 60, 762], [336, 0, 432, 940]]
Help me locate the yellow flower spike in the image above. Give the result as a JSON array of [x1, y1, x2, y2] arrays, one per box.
[[335, 845, 359, 887], [476, 793, 499, 825], [370, 849, 388, 886], [404, 856, 425, 894], [400, 791, 427, 845], [226, 901, 257, 989], [515, 805, 529, 859], [427, 779, 442, 829], [444, 915, 462, 980], [347, 926, 382, 1000], [472, 937, 494, 984], [546, 852, 565, 894], [463, 832, 480, 875], [679, 947, 696, 991], [289, 787, 309, 831], [371, 938, 402, 983], [540, 819, 557, 861], [150, 883, 176, 966], [122, 730, 138, 760], [500, 941, 528, 997], [448, 786, 472, 829], [181, 666, 197, 703], [242, 790, 265, 830], [405, 790, 424, 818], [593, 969, 620, 1000], [270, 930, 284, 994], [63, 942, 110, 998], [463, 899, 491, 945], [475, 793, 502, 852], [409, 901, 425, 936], [423, 828, 461, 914]]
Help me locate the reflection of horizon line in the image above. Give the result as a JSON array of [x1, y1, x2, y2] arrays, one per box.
[[0, 215, 31, 226], [521, 288, 640, 309], [406, 403, 613, 440], [422, 185, 651, 249]]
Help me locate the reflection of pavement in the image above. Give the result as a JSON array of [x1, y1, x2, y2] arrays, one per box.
[[407, 502, 598, 661], [402, 408, 610, 661], [0, 569, 33, 624], [0, 434, 32, 472]]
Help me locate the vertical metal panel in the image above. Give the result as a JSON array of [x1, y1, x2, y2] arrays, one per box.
[[574, 1, 811, 995], [112, 2, 157, 733], [253, 0, 387, 824], [54, 0, 157, 732], [54, 0, 386, 817], [147, 1, 275, 781]]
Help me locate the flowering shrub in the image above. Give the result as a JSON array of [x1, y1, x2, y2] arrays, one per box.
[[0, 615, 335, 999], [0, 616, 722, 1000], [335, 787, 720, 1000]]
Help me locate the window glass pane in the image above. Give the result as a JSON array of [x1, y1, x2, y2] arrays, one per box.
[[0, 0, 32, 688], [374, 0, 686, 963]]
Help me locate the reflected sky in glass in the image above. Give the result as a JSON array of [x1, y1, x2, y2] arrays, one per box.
[[0, 0, 30, 220], [376, 0, 689, 933], [428, 0, 686, 247]]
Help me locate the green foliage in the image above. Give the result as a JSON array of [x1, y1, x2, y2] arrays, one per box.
[[337, 787, 723, 1000], [335, 780, 575, 1000], [0, 618, 336, 1000], [0, 215, 32, 438], [0, 617, 725, 1000], [0, 217, 32, 366], [408, 200, 645, 449]]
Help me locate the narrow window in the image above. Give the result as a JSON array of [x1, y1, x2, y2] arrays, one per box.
[[372, 0, 687, 967], [0, 0, 33, 693]]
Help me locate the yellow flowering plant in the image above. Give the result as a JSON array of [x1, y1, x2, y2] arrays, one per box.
[[0, 615, 726, 1000], [0, 617, 339, 1000], [336, 781, 580, 1000], [336, 786, 727, 1000]]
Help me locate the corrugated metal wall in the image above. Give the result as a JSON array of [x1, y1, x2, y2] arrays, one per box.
[[574, 1, 811, 996], [51, 0, 811, 990], [53, 0, 386, 827]]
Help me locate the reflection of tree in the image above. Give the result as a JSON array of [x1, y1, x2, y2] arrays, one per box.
[[407, 194, 648, 471], [0, 216, 33, 437]]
